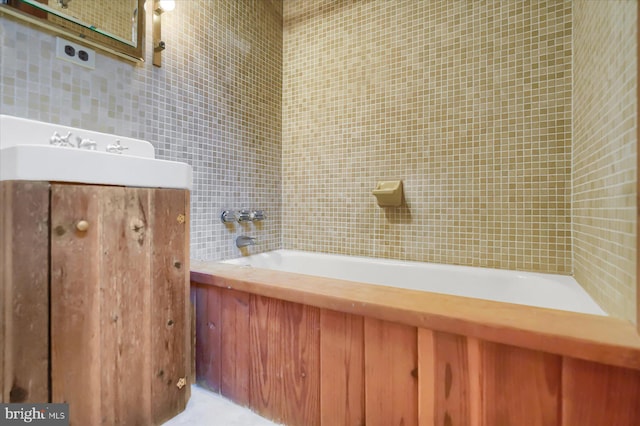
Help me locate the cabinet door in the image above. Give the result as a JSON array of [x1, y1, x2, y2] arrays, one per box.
[[0, 181, 50, 403], [50, 184, 104, 424], [50, 185, 189, 425]]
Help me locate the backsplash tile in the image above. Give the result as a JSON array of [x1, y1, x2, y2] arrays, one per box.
[[283, 0, 572, 274], [0, 0, 283, 261]]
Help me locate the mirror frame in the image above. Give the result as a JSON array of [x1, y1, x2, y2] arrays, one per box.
[[0, 0, 145, 63]]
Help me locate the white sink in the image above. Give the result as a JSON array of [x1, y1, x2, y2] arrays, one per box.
[[0, 115, 192, 190]]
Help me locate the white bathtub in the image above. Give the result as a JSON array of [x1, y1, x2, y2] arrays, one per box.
[[223, 250, 606, 316]]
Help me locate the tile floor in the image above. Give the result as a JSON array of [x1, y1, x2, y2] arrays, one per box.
[[162, 386, 280, 426]]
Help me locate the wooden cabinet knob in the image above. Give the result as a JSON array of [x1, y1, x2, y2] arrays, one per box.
[[76, 220, 89, 232]]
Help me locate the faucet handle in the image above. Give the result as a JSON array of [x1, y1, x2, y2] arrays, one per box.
[[251, 210, 266, 221], [236, 209, 252, 222], [50, 131, 74, 147], [220, 210, 236, 223], [59, 131, 73, 146], [49, 131, 60, 145], [106, 140, 129, 154]]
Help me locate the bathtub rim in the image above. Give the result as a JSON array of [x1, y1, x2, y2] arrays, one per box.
[[220, 249, 605, 315], [191, 260, 640, 371]]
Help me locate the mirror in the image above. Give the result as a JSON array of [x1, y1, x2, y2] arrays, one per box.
[[0, 0, 145, 62]]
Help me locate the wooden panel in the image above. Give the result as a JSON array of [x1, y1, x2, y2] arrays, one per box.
[[1, 181, 49, 403], [466, 338, 481, 426], [190, 263, 640, 370], [418, 329, 435, 426], [51, 184, 103, 424], [279, 299, 321, 426], [482, 342, 561, 426], [419, 331, 482, 426], [319, 309, 364, 426], [150, 189, 189, 425], [0, 182, 5, 403], [194, 284, 222, 392], [97, 187, 119, 424], [221, 289, 251, 405], [250, 295, 282, 422], [183, 191, 191, 402], [190, 287, 197, 382], [434, 332, 473, 426], [562, 357, 640, 425], [364, 317, 418, 426], [250, 295, 320, 426], [100, 188, 152, 424]]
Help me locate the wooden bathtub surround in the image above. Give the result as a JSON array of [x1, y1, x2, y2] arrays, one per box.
[[320, 310, 364, 426], [191, 263, 640, 371], [1, 181, 191, 426], [191, 263, 640, 426]]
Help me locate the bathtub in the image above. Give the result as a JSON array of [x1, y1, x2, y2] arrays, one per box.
[[222, 249, 606, 315], [191, 251, 640, 426]]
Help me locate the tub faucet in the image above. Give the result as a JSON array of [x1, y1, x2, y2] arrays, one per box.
[[236, 235, 256, 248]]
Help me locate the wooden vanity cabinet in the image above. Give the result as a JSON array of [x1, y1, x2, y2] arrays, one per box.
[[1, 181, 191, 425]]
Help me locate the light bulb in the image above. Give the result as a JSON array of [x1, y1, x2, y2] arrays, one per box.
[[158, 0, 175, 12]]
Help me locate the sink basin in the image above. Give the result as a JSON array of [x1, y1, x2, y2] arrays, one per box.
[[0, 115, 192, 190], [1, 145, 192, 189]]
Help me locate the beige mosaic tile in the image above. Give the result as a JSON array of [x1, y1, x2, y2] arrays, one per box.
[[573, 0, 637, 323], [283, 0, 573, 274]]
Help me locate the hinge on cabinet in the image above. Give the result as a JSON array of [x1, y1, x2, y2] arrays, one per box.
[[176, 377, 186, 389]]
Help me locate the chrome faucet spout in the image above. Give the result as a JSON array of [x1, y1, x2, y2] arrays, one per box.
[[236, 235, 256, 248]]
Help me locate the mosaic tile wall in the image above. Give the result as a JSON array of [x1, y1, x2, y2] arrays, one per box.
[[0, 0, 283, 261], [283, 0, 573, 273], [573, 0, 637, 323]]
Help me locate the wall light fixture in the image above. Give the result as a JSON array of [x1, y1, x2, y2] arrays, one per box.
[[152, 0, 175, 67]]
